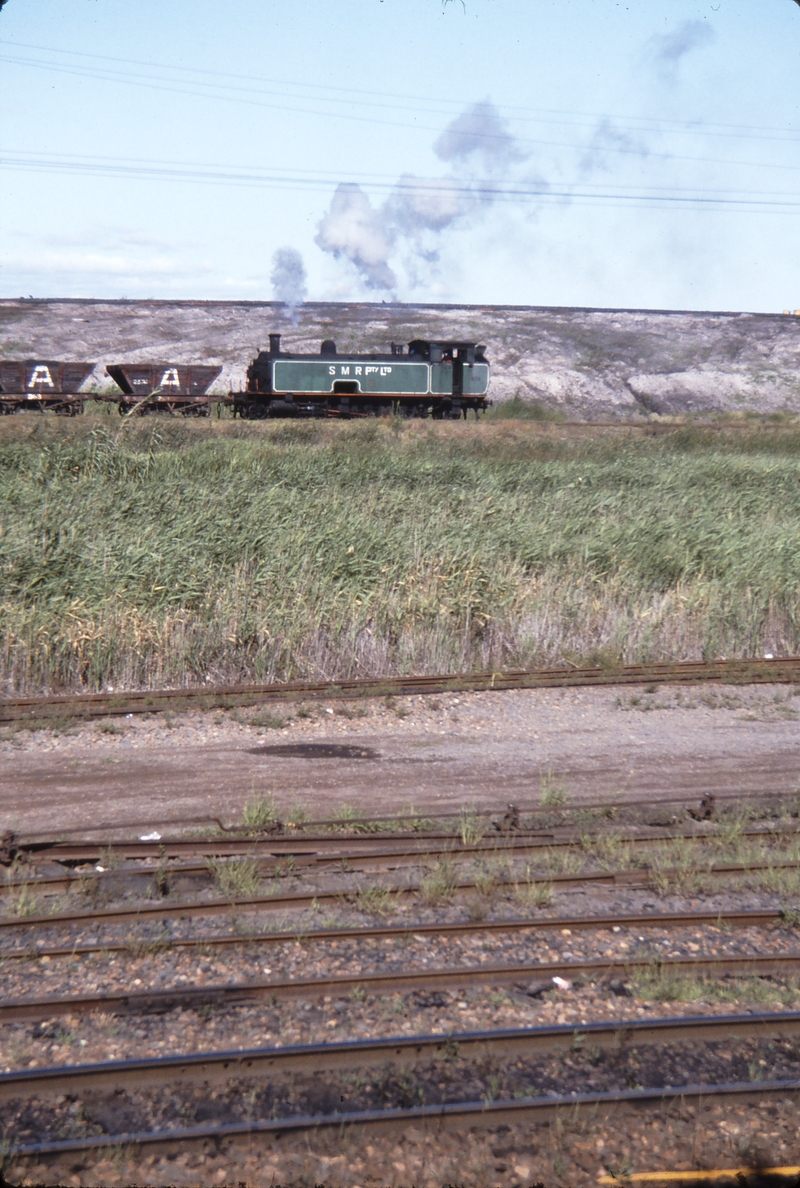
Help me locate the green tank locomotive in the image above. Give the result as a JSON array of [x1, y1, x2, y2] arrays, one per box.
[[233, 334, 490, 419]]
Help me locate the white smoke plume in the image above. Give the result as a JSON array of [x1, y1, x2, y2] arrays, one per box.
[[315, 184, 397, 291], [315, 101, 526, 294], [387, 174, 463, 235], [580, 118, 650, 176], [270, 246, 307, 322], [647, 19, 715, 83], [433, 101, 525, 171]]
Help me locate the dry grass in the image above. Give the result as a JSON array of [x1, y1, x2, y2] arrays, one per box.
[[329, 804, 384, 834], [2, 880, 41, 918], [536, 847, 587, 878], [352, 884, 401, 916], [539, 771, 569, 808], [459, 807, 485, 846], [514, 878, 555, 910], [240, 794, 280, 834], [205, 856, 263, 898], [246, 710, 288, 730], [633, 966, 800, 1008], [4, 416, 800, 693], [419, 858, 457, 905]]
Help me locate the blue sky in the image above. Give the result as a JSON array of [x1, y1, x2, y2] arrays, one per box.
[[1, 0, 799, 310]]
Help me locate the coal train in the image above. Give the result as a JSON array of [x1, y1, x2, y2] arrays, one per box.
[[0, 334, 490, 420]]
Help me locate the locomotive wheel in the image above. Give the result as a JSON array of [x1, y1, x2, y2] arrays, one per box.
[[238, 401, 268, 419]]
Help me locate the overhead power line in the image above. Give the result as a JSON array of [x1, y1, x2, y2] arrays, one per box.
[[1, 51, 799, 179], [2, 37, 800, 144], [3, 150, 799, 213], [2, 42, 800, 172]]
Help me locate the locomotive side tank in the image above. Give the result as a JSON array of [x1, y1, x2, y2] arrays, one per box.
[[235, 334, 490, 419]]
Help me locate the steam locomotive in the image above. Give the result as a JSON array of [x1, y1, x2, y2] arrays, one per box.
[[0, 334, 490, 419], [235, 334, 490, 420]]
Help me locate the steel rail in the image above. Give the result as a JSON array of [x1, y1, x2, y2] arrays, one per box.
[[2, 1008, 800, 1103], [5, 849, 800, 903], [11, 814, 799, 869], [8, 831, 560, 870], [0, 905, 789, 962], [0, 869, 770, 931], [12, 787, 797, 846], [10, 817, 798, 874], [0, 872, 589, 928], [2, 656, 799, 723], [2, 845, 798, 929], [7, 1079, 800, 1159], [4, 949, 800, 1026]]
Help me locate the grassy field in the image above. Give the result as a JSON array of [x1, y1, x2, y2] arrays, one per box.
[[1, 412, 800, 694]]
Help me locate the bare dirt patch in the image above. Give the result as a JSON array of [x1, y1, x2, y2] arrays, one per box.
[[2, 682, 799, 838]]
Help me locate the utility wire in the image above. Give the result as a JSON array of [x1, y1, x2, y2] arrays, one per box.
[[3, 37, 800, 144], [4, 151, 799, 212], [1, 52, 799, 178], [4, 148, 800, 198]]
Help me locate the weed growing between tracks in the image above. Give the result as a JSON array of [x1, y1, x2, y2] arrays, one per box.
[[514, 877, 555, 911], [540, 770, 570, 808], [419, 858, 458, 905], [632, 967, 800, 1008], [331, 803, 386, 833], [459, 807, 486, 846], [3, 417, 800, 691], [352, 884, 401, 916], [206, 856, 263, 898], [2, 879, 40, 918], [241, 793, 280, 834]]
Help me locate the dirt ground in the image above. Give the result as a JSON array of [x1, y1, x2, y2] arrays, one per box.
[[2, 681, 799, 838]]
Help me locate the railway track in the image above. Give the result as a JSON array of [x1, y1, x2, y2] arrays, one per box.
[[2, 770, 797, 1177], [8, 829, 799, 894], [7, 1078, 800, 1160], [4, 820, 800, 1180], [7, 797, 798, 869], [0, 905, 791, 960], [10, 785, 795, 848], [2, 854, 797, 932], [4, 948, 800, 1026], [7, 829, 557, 867], [0, 1008, 797, 1101], [0, 850, 770, 896], [2, 655, 799, 723]]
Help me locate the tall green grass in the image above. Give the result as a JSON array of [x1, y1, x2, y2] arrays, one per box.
[[2, 415, 800, 693]]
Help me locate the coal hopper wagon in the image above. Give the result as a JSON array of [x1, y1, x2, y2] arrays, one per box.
[[233, 334, 490, 419], [0, 360, 222, 416], [0, 361, 96, 416], [105, 364, 222, 415]]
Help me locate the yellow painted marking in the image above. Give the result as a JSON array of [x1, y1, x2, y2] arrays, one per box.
[[598, 1169, 800, 1185]]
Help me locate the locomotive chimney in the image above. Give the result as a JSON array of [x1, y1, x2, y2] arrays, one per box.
[[320, 339, 337, 355], [269, 333, 281, 354]]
